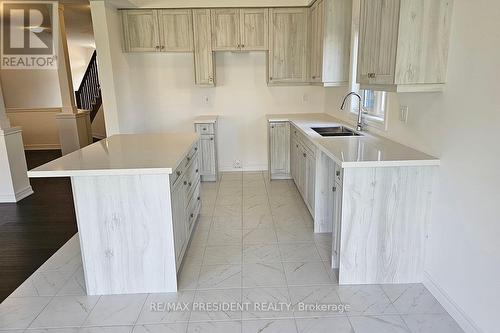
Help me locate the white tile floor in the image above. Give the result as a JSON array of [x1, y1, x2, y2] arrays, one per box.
[[0, 172, 465, 333]]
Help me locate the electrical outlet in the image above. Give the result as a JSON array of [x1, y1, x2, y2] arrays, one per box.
[[233, 160, 242, 169], [202, 95, 210, 105], [400, 106, 409, 123], [302, 94, 309, 104]]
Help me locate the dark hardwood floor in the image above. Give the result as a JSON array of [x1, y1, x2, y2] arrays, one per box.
[[0, 150, 77, 302]]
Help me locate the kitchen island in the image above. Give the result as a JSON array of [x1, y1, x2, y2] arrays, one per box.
[[28, 133, 201, 295], [267, 114, 439, 285]]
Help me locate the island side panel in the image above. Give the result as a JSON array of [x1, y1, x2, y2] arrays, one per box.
[[339, 166, 436, 284], [71, 173, 177, 295]]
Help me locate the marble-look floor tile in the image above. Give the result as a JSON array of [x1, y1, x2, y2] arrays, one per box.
[[84, 294, 148, 326], [242, 213, 274, 229], [197, 265, 242, 289], [57, 267, 86, 296], [133, 323, 187, 333], [207, 229, 242, 246], [336, 285, 398, 316], [215, 195, 242, 207], [314, 242, 332, 262], [242, 194, 269, 207], [349, 315, 410, 333], [30, 295, 100, 328], [217, 188, 243, 198], [242, 319, 298, 333], [203, 246, 242, 265], [243, 228, 277, 244], [189, 227, 210, 247], [243, 203, 272, 217], [242, 263, 286, 287], [288, 286, 345, 318], [28, 327, 134, 333], [213, 205, 241, 218], [0, 296, 51, 329], [242, 287, 292, 319], [10, 270, 74, 297], [282, 262, 331, 286], [381, 284, 446, 315], [243, 244, 281, 263], [184, 246, 205, 265], [190, 289, 242, 321], [295, 316, 354, 333], [211, 216, 242, 230], [402, 314, 464, 333], [242, 187, 268, 196], [38, 236, 82, 273], [177, 263, 201, 291], [275, 227, 314, 243], [136, 291, 194, 324], [186, 320, 241, 333], [278, 243, 321, 262]]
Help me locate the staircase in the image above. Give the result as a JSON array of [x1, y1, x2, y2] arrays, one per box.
[[75, 51, 101, 122]]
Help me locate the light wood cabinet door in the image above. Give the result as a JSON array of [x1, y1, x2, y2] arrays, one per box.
[[240, 8, 268, 51], [309, 0, 324, 82], [211, 9, 240, 51], [357, 0, 400, 85], [331, 176, 342, 269], [193, 9, 215, 86], [269, 122, 290, 179], [171, 179, 187, 266], [268, 8, 309, 83], [199, 135, 216, 177], [305, 150, 316, 213], [158, 9, 193, 52], [290, 137, 298, 183], [297, 145, 306, 195], [121, 10, 160, 52]]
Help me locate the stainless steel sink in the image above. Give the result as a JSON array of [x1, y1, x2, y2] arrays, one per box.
[[311, 126, 362, 137]]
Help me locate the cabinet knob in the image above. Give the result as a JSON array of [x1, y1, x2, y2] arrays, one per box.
[[269, 77, 273, 80], [312, 76, 316, 79], [190, 213, 194, 218], [210, 137, 214, 141], [187, 157, 191, 161], [155, 45, 160, 49], [336, 171, 341, 176], [368, 73, 376, 78], [184, 181, 187, 185], [197, 196, 200, 201], [176, 171, 182, 176], [196, 169, 199, 173], [188, 182, 192, 187], [296, 144, 298, 148], [203, 127, 207, 130], [271, 126, 275, 129], [303, 153, 306, 157], [195, 147, 198, 151], [241, 44, 245, 48], [161, 45, 165, 50], [333, 186, 337, 192]]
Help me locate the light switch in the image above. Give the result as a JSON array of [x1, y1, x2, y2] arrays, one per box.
[[202, 95, 210, 105]]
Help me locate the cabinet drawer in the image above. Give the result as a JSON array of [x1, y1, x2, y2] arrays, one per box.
[[187, 179, 201, 233], [195, 123, 215, 135]]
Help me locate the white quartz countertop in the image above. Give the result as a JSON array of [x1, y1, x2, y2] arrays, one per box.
[[28, 133, 199, 177], [267, 113, 439, 168], [194, 115, 218, 124]]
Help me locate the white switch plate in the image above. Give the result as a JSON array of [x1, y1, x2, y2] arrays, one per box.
[[202, 95, 210, 105], [400, 106, 409, 123], [302, 94, 309, 104]]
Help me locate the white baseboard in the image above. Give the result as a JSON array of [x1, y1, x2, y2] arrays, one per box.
[[219, 164, 267, 172], [423, 271, 482, 333], [0, 186, 33, 203]]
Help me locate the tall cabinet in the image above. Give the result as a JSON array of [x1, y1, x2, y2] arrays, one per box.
[[357, 0, 454, 92], [192, 9, 215, 86], [194, 116, 218, 182]]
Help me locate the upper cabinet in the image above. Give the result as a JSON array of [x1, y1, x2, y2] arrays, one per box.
[[157, 10, 193, 52], [211, 8, 268, 51], [309, 0, 352, 86], [268, 8, 309, 84], [121, 9, 193, 52], [193, 9, 215, 86], [121, 10, 160, 52], [357, 0, 454, 92]]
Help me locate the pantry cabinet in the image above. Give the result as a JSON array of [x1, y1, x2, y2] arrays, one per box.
[[269, 122, 291, 179], [357, 0, 454, 92], [211, 8, 268, 51], [309, 0, 352, 85], [193, 9, 215, 86], [268, 8, 309, 84]]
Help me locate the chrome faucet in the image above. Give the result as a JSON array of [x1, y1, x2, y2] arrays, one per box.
[[340, 92, 364, 132]]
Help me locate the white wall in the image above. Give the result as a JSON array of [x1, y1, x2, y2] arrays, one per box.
[[326, 0, 500, 331], [100, 5, 324, 171]]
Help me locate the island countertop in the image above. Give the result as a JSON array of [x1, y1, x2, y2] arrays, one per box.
[[266, 113, 440, 168], [28, 133, 200, 177]]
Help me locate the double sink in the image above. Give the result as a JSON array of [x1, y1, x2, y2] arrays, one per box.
[[311, 126, 362, 137]]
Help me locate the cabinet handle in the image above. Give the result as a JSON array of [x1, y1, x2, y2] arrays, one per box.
[[184, 181, 187, 185], [368, 73, 376, 78], [203, 127, 207, 130], [195, 147, 198, 151], [303, 153, 306, 157], [161, 45, 165, 50], [296, 144, 298, 148], [196, 169, 199, 173], [190, 213, 194, 218], [155, 45, 160, 49], [187, 157, 191, 161], [312, 76, 316, 79], [333, 186, 337, 192], [336, 171, 341, 176], [210, 137, 214, 141], [188, 182, 192, 187], [241, 44, 245, 48], [197, 196, 200, 201], [176, 171, 182, 176], [271, 126, 275, 129], [269, 77, 273, 80]]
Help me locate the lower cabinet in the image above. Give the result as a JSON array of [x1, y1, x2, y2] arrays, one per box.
[[269, 122, 291, 179], [195, 122, 218, 181], [170, 143, 201, 271], [331, 164, 342, 269]]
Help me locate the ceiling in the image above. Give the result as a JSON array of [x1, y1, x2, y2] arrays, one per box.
[[103, 0, 314, 9]]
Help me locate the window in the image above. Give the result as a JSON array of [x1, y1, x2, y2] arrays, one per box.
[[347, 0, 387, 128]]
